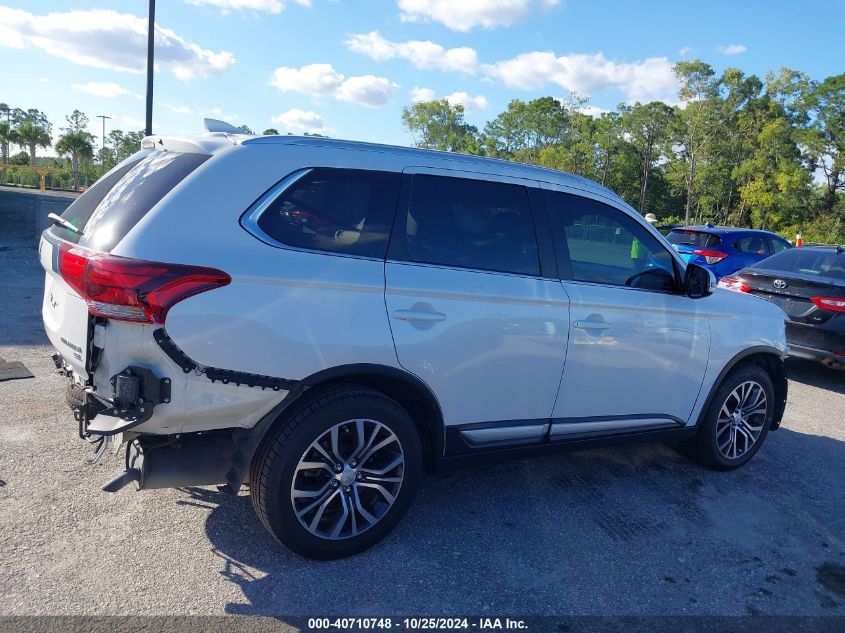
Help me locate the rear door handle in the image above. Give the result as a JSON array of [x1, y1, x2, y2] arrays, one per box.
[[573, 320, 611, 330], [393, 309, 446, 322]]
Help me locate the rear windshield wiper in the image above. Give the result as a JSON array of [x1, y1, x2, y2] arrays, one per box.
[[47, 213, 83, 236]]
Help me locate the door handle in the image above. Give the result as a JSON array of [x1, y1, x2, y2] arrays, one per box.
[[573, 320, 611, 330], [393, 309, 446, 322]]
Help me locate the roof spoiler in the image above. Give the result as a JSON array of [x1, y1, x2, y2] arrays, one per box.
[[203, 118, 243, 134]]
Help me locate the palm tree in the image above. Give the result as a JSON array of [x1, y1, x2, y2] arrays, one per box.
[[55, 130, 95, 191], [15, 120, 51, 168], [0, 120, 19, 164]]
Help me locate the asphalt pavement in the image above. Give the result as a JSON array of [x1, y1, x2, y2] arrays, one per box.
[[1, 238, 844, 619]]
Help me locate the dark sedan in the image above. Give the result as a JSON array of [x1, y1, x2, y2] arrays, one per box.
[[719, 246, 845, 369]]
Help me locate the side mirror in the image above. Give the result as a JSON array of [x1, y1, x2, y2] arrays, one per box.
[[684, 264, 716, 299]]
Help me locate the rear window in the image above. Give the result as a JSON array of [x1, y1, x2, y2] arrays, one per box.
[[754, 249, 845, 280], [52, 150, 208, 252], [666, 230, 721, 248], [51, 152, 148, 245]]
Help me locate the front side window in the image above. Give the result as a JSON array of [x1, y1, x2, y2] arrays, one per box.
[[546, 191, 677, 291], [770, 237, 791, 254], [256, 168, 400, 258], [405, 174, 540, 276]]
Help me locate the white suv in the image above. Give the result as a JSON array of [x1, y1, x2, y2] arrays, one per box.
[[41, 122, 788, 559]]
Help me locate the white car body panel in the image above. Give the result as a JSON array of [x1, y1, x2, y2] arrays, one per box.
[[40, 132, 787, 448], [40, 251, 89, 378], [385, 261, 570, 428], [554, 280, 711, 424], [88, 321, 286, 435], [684, 288, 787, 425]]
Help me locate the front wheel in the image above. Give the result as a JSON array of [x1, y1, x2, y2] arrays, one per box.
[[689, 364, 775, 471], [250, 385, 422, 559]]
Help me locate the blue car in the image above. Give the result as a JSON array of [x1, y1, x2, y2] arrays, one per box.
[[665, 225, 792, 279]]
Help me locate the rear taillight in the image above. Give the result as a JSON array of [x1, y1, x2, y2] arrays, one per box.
[[693, 249, 728, 265], [58, 243, 230, 324], [717, 276, 750, 293], [810, 296, 845, 313]]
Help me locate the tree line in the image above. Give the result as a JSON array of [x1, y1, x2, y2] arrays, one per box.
[[402, 60, 845, 244], [0, 104, 144, 191]]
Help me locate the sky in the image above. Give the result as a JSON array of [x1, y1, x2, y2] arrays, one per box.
[[1, 0, 843, 151]]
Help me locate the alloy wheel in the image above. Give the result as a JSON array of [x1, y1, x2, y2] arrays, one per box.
[[715, 380, 768, 460], [290, 419, 405, 540]]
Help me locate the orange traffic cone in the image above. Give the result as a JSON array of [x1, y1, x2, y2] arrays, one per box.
[[795, 233, 804, 247]]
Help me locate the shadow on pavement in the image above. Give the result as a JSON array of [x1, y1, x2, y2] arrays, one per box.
[[0, 242, 50, 347], [182, 429, 845, 617], [786, 358, 845, 395]]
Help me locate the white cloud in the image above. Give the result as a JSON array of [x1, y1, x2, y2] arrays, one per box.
[[443, 91, 488, 112], [270, 63, 343, 94], [37, 77, 49, 84], [718, 43, 747, 55], [576, 104, 608, 118], [271, 108, 328, 133], [336, 75, 398, 107], [484, 51, 678, 102], [0, 7, 235, 81], [200, 106, 240, 123], [409, 87, 487, 112], [72, 81, 132, 98], [186, 0, 312, 9], [397, 0, 560, 32], [166, 104, 192, 115], [185, 0, 284, 13], [410, 86, 436, 102], [269, 63, 398, 107], [678, 46, 693, 57], [119, 115, 145, 129], [345, 31, 479, 74]]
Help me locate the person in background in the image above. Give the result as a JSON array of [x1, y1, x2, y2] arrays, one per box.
[[632, 213, 659, 261]]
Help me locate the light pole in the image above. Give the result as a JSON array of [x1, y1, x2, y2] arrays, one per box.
[[145, 0, 155, 136], [96, 114, 112, 167]]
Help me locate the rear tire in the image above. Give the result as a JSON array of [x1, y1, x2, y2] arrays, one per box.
[[688, 363, 774, 471], [250, 385, 422, 559]]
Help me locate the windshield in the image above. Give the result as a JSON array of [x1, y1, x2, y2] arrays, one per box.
[[666, 230, 722, 248], [754, 249, 845, 280]]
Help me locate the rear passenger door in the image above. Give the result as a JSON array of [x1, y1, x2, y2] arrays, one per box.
[[385, 169, 569, 443]]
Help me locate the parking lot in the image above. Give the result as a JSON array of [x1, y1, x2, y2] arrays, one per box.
[[1, 236, 844, 619]]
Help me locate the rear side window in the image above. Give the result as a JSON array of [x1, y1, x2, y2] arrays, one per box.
[[56, 151, 208, 252], [405, 174, 540, 276], [255, 168, 400, 258], [735, 235, 769, 255], [666, 230, 721, 248], [754, 250, 845, 280]]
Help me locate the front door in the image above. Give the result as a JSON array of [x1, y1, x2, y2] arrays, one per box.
[[385, 170, 569, 446], [541, 187, 710, 438]]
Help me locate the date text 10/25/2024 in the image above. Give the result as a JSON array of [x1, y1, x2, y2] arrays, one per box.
[[306, 618, 529, 630]]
